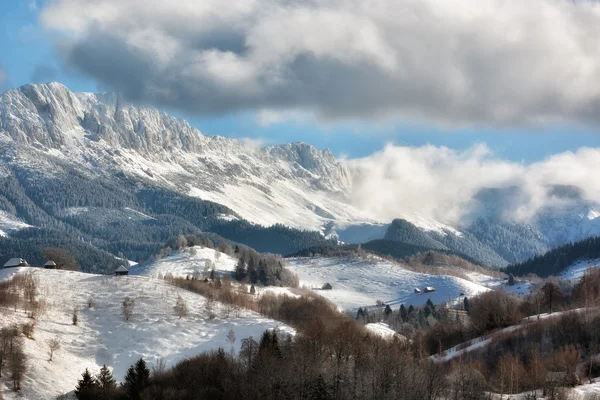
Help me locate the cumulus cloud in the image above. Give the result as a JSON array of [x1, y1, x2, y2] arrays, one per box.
[[347, 145, 600, 225], [40, 0, 600, 126]]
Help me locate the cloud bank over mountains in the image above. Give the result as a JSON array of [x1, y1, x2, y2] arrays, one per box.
[[348, 145, 600, 226], [41, 0, 600, 126]]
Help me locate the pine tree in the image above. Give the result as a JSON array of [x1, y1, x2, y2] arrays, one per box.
[[356, 307, 365, 320], [248, 256, 259, 284], [122, 358, 150, 400], [384, 304, 392, 319], [399, 304, 408, 322], [75, 368, 99, 400], [96, 364, 116, 389], [235, 257, 247, 281], [258, 259, 268, 286], [463, 297, 471, 312]]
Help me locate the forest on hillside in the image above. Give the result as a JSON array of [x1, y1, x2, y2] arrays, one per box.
[[506, 236, 600, 277]]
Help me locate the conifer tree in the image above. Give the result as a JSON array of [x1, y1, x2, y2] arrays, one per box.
[[399, 304, 408, 322], [122, 358, 150, 400], [384, 304, 392, 319], [96, 364, 116, 390], [75, 368, 98, 400]]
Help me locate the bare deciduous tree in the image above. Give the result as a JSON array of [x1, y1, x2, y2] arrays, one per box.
[[9, 341, 26, 391], [122, 297, 135, 321], [47, 338, 60, 361], [173, 295, 188, 319]]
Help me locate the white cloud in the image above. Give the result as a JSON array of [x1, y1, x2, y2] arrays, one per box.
[[240, 137, 268, 149], [347, 145, 600, 225], [40, 0, 600, 126]]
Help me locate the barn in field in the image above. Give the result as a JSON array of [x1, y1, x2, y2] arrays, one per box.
[[115, 266, 129, 276], [3, 258, 29, 269], [44, 261, 57, 269]]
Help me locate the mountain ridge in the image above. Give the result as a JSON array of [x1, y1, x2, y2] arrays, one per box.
[[2, 82, 600, 268]]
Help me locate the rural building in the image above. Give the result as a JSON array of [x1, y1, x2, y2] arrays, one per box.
[[424, 286, 436, 293], [414, 288, 421, 294], [322, 283, 333, 290], [115, 266, 129, 276], [44, 261, 57, 269], [3, 258, 29, 269]]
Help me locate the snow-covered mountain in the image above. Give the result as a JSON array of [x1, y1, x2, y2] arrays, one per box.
[[2, 82, 600, 267], [0, 82, 367, 231]]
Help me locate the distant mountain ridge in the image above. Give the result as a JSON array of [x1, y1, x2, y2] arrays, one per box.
[[2, 82, 600, 268]]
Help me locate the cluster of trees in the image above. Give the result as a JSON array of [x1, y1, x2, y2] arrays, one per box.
[[75, 361, 145, 400], [0, 272, 46, 392], [0, 326, 27, 392], [506, 236, 600, 277], [234, 248, 298, 288]]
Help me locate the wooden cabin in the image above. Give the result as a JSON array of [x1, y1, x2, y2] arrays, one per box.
[[414, 288, 421, 294], [3, 258, 29, 269], [424, 286, 436, 293], [115, 266, 129, 276], [322, 283, 333, 290], [44, 261, 57, 269]]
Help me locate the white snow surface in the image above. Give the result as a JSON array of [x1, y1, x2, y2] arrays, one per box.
[[130, 246, 238, 279], [562, 259, 600, 281], [364, 322, 406, 341], [0, 211, 32, 237], [286, 257, 491, 310], [0, 267, 294, 400]]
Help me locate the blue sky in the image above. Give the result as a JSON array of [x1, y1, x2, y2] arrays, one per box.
[[2, 0, 600, 161]]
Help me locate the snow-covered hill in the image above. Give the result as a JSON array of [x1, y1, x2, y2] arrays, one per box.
[[0, 267, 293, 399], [130, 246, 238, 279], [285, 257, 492, 310], [561, 259, 600, 281]]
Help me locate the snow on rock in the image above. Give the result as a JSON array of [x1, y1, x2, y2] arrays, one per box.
[[286, 257, 490, 311], [0, 267, 293, 400], [130, 246, 238, 279]]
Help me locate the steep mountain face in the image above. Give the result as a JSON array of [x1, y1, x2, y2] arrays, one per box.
[[0, 83, 364, 231], [1, 82, 600, 269]]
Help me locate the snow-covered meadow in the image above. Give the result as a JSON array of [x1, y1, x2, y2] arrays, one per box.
[[0, 267, 293, 400], [285, 257, 492, 310]]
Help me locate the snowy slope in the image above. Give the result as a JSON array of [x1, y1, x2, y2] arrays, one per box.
[[0, 211, 31, 237], [130, 246, 238, 278], [285, 257, 491, 310], [561, 258, 600, 281], [0, 267, 293, 400]]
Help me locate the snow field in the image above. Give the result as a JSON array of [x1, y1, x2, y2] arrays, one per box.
[[0, 267, 293, 400], [285, 257, 492, 311]]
